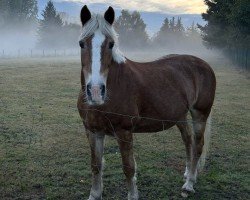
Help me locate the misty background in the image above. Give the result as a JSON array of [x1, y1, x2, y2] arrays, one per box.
[[0, 0, 249, 69]]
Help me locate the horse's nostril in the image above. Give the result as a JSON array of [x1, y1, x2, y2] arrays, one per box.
[[100, 84, 105, 97], [86, 84, 91, 96]]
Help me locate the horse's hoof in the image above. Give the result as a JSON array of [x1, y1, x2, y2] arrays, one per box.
[[128, 194, 139, 200], [181, 181, 195, 198], [181, 191, 189, 198], [182, 181, 195, 191], [88, 195, 102, 200], [128, 192, 139, 200], [181, 189, 195, 198]]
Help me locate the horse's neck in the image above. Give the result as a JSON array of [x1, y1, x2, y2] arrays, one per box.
[[107, 59, 137, 92], [109, 59, 134, 83], [81, 69, 86, 90]]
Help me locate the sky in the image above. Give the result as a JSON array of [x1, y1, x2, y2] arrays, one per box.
[[53, 0, 207, 14]]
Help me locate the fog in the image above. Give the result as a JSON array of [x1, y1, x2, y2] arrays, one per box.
[[0, 25, 81, 58], [0, 14, 219, 61], [120, 36, 218, 62], [0, 28, 36, 56], [0, 29, 220, 61]]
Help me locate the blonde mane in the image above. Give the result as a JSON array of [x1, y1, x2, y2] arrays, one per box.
[[79, 14, 126, 64]]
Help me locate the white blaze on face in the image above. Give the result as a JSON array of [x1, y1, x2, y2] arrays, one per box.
[[91, 30, 106, 85]]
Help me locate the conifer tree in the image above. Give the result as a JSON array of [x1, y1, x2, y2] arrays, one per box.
[[175, 17, 185, 35], [0, 0, 38, 30], [199, 0, 250, 69], [115, 10, 149, 49], [187, 22, 200, 39], [154, 18, 170, 45], [37, 0, 63, 49], [169, 17, 176, 34]]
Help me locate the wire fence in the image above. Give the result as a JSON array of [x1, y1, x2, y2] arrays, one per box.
[[0, 58, 248, 199], [0, 49, 80, 59], [1, 95, 247, 178], [1, 91, 248, 199], [0, 91, 245, 160]]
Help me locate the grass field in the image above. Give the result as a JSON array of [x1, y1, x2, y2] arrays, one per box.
[[0, 55, 249, 200]]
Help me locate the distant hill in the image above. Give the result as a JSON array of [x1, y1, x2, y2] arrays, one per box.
[[38, 1, 205, 36]]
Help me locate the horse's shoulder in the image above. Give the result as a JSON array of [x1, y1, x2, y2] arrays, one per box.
[[160, 54, 201, 61], [161, 54, 180, 59]]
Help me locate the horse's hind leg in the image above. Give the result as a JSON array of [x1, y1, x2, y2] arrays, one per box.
[[116, 130, 138, 200], [176, 119, 193, 181], [181, 109, 209, 197], [86, 130, 105, 200]]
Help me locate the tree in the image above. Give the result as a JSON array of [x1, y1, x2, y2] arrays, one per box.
[[154, 18, 170, 45], [0, 0, 38, 31], [0, 0, 9, 28], [186, 22, 203, 50], [62, 23, 82, 49], [187, 22, 200, 40], [229, 0, 250, 50], [155, 16, 186, 50], [169, 17, 176, 34], [199, 0, 234, 48], [175, 17, 185, 37], [131, 11, 149, 48], [37, 0, 63, 49], [115, 10, 149, 49], [199, 0, 250, 69]]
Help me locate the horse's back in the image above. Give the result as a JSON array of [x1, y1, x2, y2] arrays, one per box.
[[162, 55, 216, 112], [129, 54, 216, 119], [158, 55, 216, 110]]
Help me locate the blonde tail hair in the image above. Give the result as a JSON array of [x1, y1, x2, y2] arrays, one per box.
[[198, 113, 212, 171]]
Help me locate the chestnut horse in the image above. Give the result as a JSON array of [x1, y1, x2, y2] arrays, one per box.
[[77, 6, 216, 200]]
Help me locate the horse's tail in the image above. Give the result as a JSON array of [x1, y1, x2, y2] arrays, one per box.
[[198, 113, 212, 171]]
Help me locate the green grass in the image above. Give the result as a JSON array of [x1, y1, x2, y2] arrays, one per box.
[[0, 56, 249, 199]]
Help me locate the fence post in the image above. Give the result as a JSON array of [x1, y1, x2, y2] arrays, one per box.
[[2, 49, 4, 57], [31, 49, 33, 58], [43, 50, 45, 57], [246, 49, 248, 70]]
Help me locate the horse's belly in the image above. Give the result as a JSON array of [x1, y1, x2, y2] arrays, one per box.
[[133, 120, 176, 133]]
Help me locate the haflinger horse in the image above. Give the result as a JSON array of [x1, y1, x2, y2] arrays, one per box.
[[77, 5, 216, 200]]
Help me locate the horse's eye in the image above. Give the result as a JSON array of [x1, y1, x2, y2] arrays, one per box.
[[109, 42, 114, 49], [79, 41, 85, 49]]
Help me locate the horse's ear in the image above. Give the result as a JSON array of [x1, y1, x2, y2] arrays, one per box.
[[104, 6, 115, 25], [80, 5, 91, 26]]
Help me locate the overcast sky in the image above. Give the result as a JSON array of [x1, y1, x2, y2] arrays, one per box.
[[53, 0, 207, 14]]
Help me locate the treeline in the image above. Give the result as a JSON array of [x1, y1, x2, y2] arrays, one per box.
[[199, 0, 250, 69], [37, 1, 81, 49], [0, 0, 38, 32], [115, 10, 203, 52], [37, 2, 202, 52], [0, 0, 203, 54], [0, 0, 81, 50]]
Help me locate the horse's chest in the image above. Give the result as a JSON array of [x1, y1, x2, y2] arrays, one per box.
[[81, 109, 137, 135], [83, 112, 108, 131]]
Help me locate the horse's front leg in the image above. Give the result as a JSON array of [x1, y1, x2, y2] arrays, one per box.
[[116, 130, 139, 200], [86, 130, 105, 200]]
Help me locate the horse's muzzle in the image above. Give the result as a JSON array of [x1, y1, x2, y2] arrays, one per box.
[[86, 83, 105, 105]]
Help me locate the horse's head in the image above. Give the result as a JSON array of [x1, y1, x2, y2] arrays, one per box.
[[79, 5, 125, 106]]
